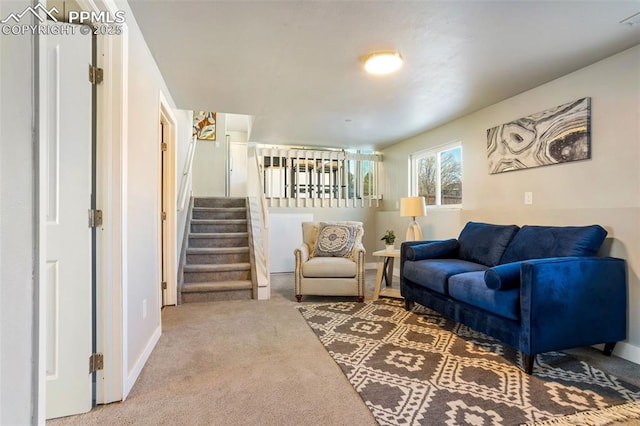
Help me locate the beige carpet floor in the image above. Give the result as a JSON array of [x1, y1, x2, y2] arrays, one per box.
[[49, 270, 640, 425]]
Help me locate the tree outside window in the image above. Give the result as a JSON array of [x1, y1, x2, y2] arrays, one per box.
[[413, 144, 462, 206]]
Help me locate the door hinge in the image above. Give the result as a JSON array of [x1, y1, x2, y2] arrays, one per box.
[[89, 353, 104, 373], [161, 142, 168, 152], [161, 211, 167, 221], [161, 281, 167, 290], [89, 65, 103, 84], [88, 209, 103, 228]]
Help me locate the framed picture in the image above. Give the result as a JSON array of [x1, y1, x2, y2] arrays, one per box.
[[193, 111, 216, 141], [487, 97, 591, 174]]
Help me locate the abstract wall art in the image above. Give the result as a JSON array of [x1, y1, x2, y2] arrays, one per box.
[[193, 111, 217, 141], [487, 97, 591, 174]]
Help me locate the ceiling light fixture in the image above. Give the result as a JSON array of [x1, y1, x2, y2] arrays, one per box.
[[363, 51, 403, 75]]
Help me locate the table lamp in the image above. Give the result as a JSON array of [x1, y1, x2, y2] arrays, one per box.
[[400, 196, 427, 241]]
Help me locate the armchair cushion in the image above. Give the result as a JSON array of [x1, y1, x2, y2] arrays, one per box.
[[312, 223, 358, 258], [484, 262, 522, 290], [405, 239, 459, 261], [302, 257, 357, 278]]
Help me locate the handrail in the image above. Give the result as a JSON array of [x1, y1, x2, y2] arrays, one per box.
[[177, 136, 197, 211], [255, 152, 269, 228]]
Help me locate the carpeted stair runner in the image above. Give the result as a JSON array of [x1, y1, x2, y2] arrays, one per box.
[[181, 197, 253, 302]]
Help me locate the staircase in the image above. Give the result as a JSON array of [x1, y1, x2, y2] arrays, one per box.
[[181, 197, 254, 303]]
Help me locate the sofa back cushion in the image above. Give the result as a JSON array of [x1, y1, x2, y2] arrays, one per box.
[[457, 222, 520, 267], [500, 225, 607, 264]]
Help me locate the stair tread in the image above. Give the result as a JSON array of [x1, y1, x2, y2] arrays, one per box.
[[189, 232, 248, 238], [184, 262, 251, 272], [187, 247, 249, 254], [181, 280, 252, 293], [191, 219, 248, 224], [193, 207, 246, 211], [194, 197, 245, 200]]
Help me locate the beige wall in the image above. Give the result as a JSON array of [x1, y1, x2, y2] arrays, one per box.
[[379, 45, 640, 363]]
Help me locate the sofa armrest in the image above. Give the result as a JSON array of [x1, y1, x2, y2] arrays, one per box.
[[520, 256, 627, 355]]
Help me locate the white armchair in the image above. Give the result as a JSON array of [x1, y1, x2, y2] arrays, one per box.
[[294, 221, 366, 302]]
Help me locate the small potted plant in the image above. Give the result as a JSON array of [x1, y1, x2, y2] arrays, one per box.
[[381, 230, 396, 252]]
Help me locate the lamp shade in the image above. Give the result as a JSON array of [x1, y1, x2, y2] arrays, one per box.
[[400, 197, 427, 218]]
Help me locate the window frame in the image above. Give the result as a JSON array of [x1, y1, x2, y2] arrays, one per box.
[[409, 141, 463, 209]]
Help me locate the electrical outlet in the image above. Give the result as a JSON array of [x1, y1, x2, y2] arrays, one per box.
[[524, 192, 533, 205], [142, 299, 147, 319]]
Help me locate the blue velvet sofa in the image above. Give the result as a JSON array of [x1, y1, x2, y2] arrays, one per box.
[[400, 221, 627, 374]]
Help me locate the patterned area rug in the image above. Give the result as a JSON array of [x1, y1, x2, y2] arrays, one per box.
[[297, 299, 640, 425]]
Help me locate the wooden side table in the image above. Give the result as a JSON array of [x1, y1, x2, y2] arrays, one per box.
[[372, 249, 402, 300]]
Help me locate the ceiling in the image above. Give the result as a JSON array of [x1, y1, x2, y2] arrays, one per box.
[[128, 1, 640, 150]]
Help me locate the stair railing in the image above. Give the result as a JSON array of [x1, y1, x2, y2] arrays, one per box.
[[178, 136, 197, 212], [247, 143, 270, 299]]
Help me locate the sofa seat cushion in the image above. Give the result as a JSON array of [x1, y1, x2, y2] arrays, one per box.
[[500, 225, 607, 264], [403, 259, 487, 295], [448, 271, 520, 321], [458, 222, 520, 267], [302, 257, 356, 278]]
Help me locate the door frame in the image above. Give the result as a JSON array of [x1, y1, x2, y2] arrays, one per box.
[[159, 92, 178, 307], [91, 0, 127, 404]]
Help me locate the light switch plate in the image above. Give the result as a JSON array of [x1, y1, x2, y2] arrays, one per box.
[[524, 192, 533, 205]]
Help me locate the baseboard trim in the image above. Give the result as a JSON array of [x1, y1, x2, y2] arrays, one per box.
[[124, 325, 161, 398], [593, 341, 640, 365], [613, 341, 640, 365]]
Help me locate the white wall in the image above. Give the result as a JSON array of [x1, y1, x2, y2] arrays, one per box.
[[0, 1, 37, 423], [229, 130, 248, 197], [269, 213, 313, 272], [192, 113, 228, 196], [269, 206, 381, 271], [119, 0, 187, 392], [174, 109, 194, 263], [380, 45, 640, 363]]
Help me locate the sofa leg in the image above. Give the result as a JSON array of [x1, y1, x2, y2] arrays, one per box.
[[295, 295, 302, 302], [357, 296, 364, 303], [523, 353, 535, 374], [603, 342, 616, 356], [404, 299, 414, 311]]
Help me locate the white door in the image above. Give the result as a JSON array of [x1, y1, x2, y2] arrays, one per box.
[[229, 142, 248, 197], [44, 22, 93, 419]]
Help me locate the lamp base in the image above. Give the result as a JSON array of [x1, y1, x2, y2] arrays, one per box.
[[406, 221, 423, 241]]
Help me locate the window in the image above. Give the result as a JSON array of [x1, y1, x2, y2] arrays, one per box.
[[411, 143, 462, 206]]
